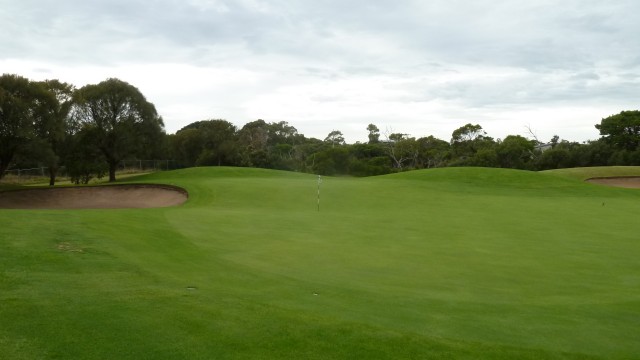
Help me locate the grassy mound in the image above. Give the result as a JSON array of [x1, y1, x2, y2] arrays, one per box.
[[1, 167, 639, 359]]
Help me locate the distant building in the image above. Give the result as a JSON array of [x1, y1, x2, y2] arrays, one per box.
[[535, 143, 553, 152]]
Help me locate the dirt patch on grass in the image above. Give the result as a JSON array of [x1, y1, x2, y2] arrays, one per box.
[[57, 242, 84, 253], [585, 177, 640, 189], [0, 184, 188, 209]]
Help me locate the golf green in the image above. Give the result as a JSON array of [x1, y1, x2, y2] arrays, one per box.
[[1, 166, 639, 359]]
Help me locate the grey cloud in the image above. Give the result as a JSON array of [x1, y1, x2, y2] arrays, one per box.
[[3, 0, 288, 63], [570, 72, 600, 81], [2, 0, 639, 143], [6, 0, 639, 73]]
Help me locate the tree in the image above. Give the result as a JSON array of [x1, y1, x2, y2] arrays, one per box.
[[312, 147, 351, 175], [171, 119, 239, 167], [238, 119, 270, 166], [384, 133, 418, 169], [535, 147, 571, 170], [367, 124, 380, 144], [37, 79, 74, 185], [415, 136, 450, 168], [451, 123, 486, 144], [576, 139, 615, 167], [266, 121, 302, 170], [296, 138, 326, 173], [450, 123, 493, 161], [65, 127, 107, 184], [169, 128, 206, 167], [496, 135, 535, 169], [470, 148, 498, 167], [324, 130, 345, 147], [348, 143, 391, 176], [71, 78, 165, 182], [0, 74, 55, 180], [267, 121, 300, 146], [595, 110, 640, 151]]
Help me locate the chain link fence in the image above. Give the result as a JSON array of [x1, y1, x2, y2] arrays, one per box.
[[119, 160, 181, 172], [1, 167, 66, 183], [1, 160, 181, 184]]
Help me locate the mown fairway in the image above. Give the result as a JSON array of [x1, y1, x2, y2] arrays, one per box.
[[1, 167, 640, 359]]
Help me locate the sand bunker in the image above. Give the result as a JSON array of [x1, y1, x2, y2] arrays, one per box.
[[0, 184, 188, 209], [585, 177, 640, 189]]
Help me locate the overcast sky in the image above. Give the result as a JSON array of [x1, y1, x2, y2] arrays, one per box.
[[2, 0, 639, 143]]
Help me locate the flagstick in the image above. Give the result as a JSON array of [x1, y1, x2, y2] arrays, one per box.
[[317, 175, 322, 212]]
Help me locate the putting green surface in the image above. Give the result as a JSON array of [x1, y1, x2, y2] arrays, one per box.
[[1, 167, 639, 359]]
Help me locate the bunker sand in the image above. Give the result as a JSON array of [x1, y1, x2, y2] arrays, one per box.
[[0, 184, 188, 209], [586, 176, 640, 189]]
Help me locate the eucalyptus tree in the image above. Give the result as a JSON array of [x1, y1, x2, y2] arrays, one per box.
[[268, 121, 300, 146], [366, 123, 380, 144], [595, 110, 640, 151], [384, 133, 418, 169], [450, 123, 494, 162], [169, 128, 206, 167], [0, 74, 56, 180], [496, 135, 535, 169], [324, 130, 345, 147], [37, 79, 74, 185], [71, 78, 164, 182], [177, 119, 239, 166], [416, 135, 450, 168], [238, 119, 270, 166]]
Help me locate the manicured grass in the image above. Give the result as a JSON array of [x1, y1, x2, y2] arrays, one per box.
[[1, 166, 640, 359]]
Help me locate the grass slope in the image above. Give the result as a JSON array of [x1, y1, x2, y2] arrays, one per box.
[[1, 167, 640, 359]]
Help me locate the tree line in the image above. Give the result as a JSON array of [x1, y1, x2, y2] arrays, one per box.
[[2, 73, 640, 183], [1, 74, 164, 184]]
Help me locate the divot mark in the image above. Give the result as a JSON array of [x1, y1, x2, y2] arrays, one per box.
[[57, 242, 84, 253]]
